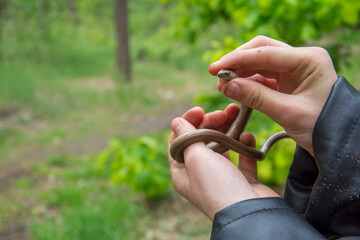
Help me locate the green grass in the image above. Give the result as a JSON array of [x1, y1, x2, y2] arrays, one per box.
[[0, 63, 37, 109], [31, 199, 140, 240], [27, 154, 146, 240]]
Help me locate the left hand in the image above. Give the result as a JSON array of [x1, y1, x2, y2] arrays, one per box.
[[167, 104, 279, 221]]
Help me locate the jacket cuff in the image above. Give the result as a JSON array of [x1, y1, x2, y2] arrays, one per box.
[[306, 76, 360, 235], [211, 197, 323, 240], [313, 76, 360, 172]]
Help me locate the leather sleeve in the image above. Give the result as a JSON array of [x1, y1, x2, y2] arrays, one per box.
[[211, 76, 360, 239], [284, 76, 360, 238], [302, 76, 360, 237], [211, 198, 325, 240]]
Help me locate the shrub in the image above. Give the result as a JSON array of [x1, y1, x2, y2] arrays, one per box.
[[95, 134, 172, 200]]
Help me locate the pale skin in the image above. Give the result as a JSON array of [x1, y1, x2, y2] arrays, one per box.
[[167, 36, 338, 221]]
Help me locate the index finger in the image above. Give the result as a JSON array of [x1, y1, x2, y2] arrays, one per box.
[[234, 35, 291, 51], [209, 46, 306, 76], [209, 36, 291, 76]]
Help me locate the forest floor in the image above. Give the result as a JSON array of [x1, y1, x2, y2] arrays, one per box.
[[0, 65, 214, 240], [0, 103, 211, 240]]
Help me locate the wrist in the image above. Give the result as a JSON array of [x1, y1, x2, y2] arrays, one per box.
[[208, 188, 279, 221]]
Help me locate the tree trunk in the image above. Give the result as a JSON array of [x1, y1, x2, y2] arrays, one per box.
[[115, 0, 131, 81], [67, 0, 79, 24], [0, 0, 5, 60], [160, 2, 169, 26]]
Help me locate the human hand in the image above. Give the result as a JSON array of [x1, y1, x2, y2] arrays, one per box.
[[167, 104, 279, 221], [209, 36, 338, 156]]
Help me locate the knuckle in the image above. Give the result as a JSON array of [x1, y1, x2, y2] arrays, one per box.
[[309, 46, 329, 56], [256, 46, 272, 64], [294, 47, 330, 75], [308, 47, 331, 63], [252, 35, 270, 44]]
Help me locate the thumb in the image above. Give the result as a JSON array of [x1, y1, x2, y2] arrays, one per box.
[[169, 117, 209, 164], [222, 78, 292, 124], [171, 117, 196, 136]]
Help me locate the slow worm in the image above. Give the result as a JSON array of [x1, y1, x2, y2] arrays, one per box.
[[170, 69, 290, 163]]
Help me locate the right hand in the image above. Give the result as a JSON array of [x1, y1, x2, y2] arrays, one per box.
[[208, 36, 338, 156]]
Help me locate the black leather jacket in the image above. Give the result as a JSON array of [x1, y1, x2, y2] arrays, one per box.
[[211, 76, 360, 239]]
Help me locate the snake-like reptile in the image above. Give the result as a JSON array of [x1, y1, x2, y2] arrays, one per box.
[[170, 69, 290, 163]]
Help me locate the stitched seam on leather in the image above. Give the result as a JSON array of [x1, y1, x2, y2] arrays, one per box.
[[212, 207, 292, 237]]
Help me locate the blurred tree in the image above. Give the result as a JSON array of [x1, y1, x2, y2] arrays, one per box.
[[67, 0, 79, 24], [0, 0, 6, 60], [159, 2, 170, 26], [115, 0, 131, 81], [36, 0, 52, 41]]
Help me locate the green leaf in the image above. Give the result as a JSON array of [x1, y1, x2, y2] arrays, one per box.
[[300, 22, 317, 41], [341, 1, 359, 25]]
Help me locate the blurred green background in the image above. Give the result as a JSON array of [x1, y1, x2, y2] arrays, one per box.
[[0, 0, 359, 239]]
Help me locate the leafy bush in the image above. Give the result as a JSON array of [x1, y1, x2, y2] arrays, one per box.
[[95, 134, 172, 200], [195, 93, 296, 186], [166, 0, 360, 69]]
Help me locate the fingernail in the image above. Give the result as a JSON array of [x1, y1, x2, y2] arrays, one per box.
[[224, 82, 240, 98], [171, 118, 183, 132], [210, 60, 220, 66]]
